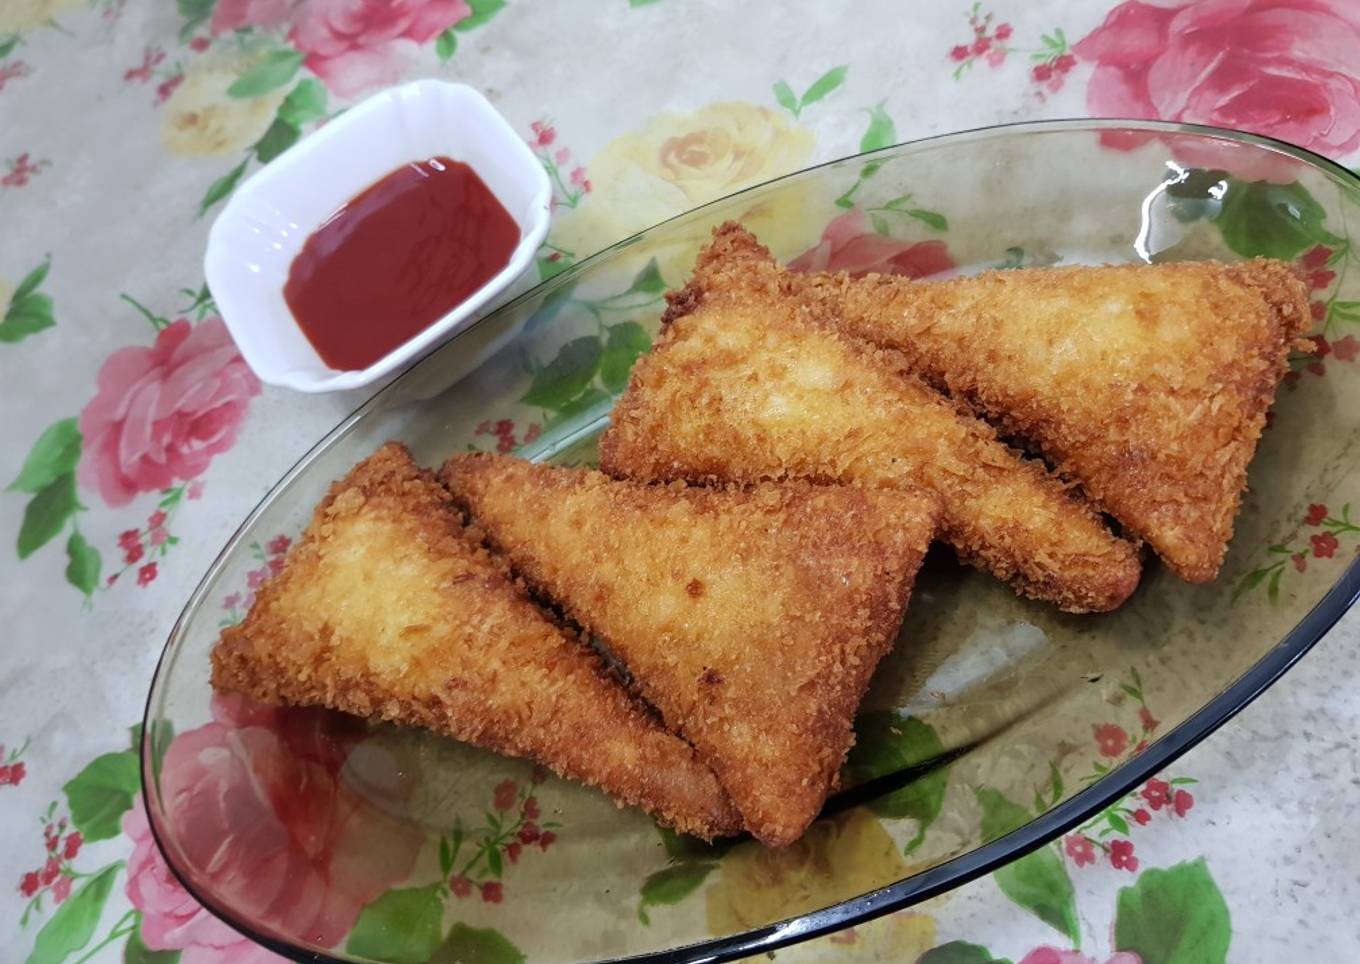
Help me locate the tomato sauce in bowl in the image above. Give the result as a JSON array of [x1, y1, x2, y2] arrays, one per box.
[[283, 156, 520, 372]]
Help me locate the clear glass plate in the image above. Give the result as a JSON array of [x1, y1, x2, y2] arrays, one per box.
[[142, 119, 1360, 964]]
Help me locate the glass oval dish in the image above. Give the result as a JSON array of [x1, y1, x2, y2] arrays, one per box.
[[142, 119, 1360, 964]]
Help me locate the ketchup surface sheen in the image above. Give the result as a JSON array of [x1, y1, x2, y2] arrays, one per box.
[[284, 157, 520, 371]]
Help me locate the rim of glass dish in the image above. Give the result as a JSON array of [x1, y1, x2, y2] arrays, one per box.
[[142, 117, 1360, 964]]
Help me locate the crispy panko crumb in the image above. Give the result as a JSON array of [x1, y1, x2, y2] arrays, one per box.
[[601, 223, 1142, 614], [440, 454, 939, 848], [800, 233, 1310, 583], [211, 443, 740, 840]]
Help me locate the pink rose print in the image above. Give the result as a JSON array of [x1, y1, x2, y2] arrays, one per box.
[[1306, 503, 1329, 526], [142, 693, 423, 954], [1311, 531, 1339, 558], [1075, 1, 1360, 176], [123, 46, 166, 83], [0, 61, 31, 93], [0, 741, 28, 788], [1093, 722, 1129, 758], [1064, 834, 1096, 867], [1019, 950, 1142, 964], [290, 0, 473, 98], [1142, 777, 1170, 811], [474, 418, 542, 453], [1137, 705, 1159, 733], [78, 318, 261, 508], [210, 0, 293, 34], [493, 779, 517, 811], [788, 210, 956, 279], [51, 875, 72, 904], [1109, 838, 1139, 871], [2, 153, 49, 188], [124, 799, 286, 964], [1302, 244, 1332, 271]]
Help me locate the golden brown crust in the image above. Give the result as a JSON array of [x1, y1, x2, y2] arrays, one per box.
[[600, 223, 1142, 614], [803, 237, 1309, 583], [211, 442, 741, 840], [440, 453, 939, 847]]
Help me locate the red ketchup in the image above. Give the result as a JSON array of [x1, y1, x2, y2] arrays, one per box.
[[284, 157, 520, 371]]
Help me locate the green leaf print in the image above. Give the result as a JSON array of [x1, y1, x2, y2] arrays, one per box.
[[974, 786, 1030, 842], [637, 863, 717, 924], [128, 721, 174, 777], [431, 924, 525, 964], [1, 259, 55, 342], [253, 78, 328, 163], [545, 387, 610, 423], [17, 472, 78, 560], [252, 119, 299, 165], [657, 824, 735, 862], [523, 280, 578, 334], [13, 257, 50, 302], [198, 159, 249, 217], [844, 712, 949, 854], [1114, 859, 1231, 964], [25, 863, 120, 964], [346, 885, 446, 964], [836, 105, 899, 205], [227, 49, 304, 99], [975, 787, 1079, 946], [600, 322, 652, 393], [63, 751, 141, 842], [917, 941, 1014, 964], [860, 103, 897, 153], [774, 66, 849, 118], [908, 208, 949, 231], [64, 531, 101, 598], [436, 28, 458, 61], [1, 292, 53, 343], [994, 847, 1080, 946], [800, 65, 848, 109], [124, 926, 181, 964], [521, 336, 603, 410], [8, 419, 80, 494], [456, 0, 507, 31], [277, 78, 328, 127], [625, 258, 667, 296], [176, 0, 214, 38], [1214, 179, 1340, 260], [535, 253, 572, 282]]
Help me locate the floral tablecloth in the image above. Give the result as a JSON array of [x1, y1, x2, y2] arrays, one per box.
[[4, 0, 1360, 961]]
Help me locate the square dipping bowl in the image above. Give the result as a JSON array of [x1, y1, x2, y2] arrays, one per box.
[[204, 79, 551, 394]]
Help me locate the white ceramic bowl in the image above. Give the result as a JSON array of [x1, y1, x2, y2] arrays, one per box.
[[204, 80, 551, 393]]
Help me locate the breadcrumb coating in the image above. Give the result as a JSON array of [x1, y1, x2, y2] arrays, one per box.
[[804, 246, 1311, 582], [599, 223, 1142, 613], [212, 443, 741, 840], [440, 454, 938, 847]]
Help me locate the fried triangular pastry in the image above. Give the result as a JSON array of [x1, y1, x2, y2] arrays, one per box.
[[599, 223, 1142, 613], [212, 443, 740, 840], [805, 236, 1310, 581], [440, 454, 938, 847]]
